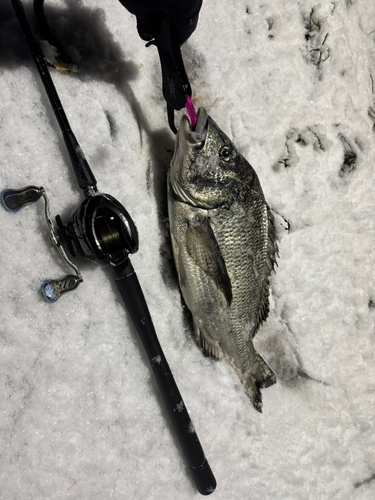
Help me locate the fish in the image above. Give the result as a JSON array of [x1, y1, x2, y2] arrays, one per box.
[[167, 107, 278, 411]]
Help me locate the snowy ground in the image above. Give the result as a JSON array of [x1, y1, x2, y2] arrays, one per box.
[[1, 0, 375, 498]]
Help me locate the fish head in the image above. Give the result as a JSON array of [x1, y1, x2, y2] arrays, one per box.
[[169, 107, 256, 209]]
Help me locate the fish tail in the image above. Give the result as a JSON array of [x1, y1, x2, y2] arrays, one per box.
[[242, 350, 276, 413]]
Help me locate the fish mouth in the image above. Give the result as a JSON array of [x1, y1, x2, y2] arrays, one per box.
[[169, 107, 209, 207], [180, 107, 208, 147]]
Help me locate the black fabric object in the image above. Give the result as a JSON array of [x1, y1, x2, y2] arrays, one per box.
[[118, 0, 202, 44]]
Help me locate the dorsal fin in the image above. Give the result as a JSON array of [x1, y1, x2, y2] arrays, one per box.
[[253, 205, 278, 337]]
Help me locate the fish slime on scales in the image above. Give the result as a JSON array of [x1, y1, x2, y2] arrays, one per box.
[[168, 107, 278, 412]]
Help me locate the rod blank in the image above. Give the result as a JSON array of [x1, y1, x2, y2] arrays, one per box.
[[12, 0, 97, 194]]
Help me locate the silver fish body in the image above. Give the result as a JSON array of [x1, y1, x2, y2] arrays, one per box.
[[168, 108, 277, 411]]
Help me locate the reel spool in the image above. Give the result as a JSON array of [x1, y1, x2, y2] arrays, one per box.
[[57, 192, 138, 264]]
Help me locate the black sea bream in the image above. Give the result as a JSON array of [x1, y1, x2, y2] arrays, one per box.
[[168, 108, 278, 411]]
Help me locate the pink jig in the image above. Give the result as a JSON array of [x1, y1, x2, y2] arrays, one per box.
[[185, 95, 197, 129]]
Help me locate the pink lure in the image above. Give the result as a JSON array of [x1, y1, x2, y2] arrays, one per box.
[[185, 95, 197, 129]]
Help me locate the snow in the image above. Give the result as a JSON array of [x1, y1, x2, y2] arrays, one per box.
[[1, 0, 375, 498]]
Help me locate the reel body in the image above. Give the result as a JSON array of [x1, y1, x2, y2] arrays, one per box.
[[1, 186, 139, 302], [58, 193, 139, 265]]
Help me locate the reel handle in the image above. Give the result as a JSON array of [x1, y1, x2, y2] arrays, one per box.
[[1, 185, 43, 212], [110, 254, 216, 495], [1, 185, 84, 301]]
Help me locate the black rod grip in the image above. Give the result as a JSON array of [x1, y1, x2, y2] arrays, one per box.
[[111, 258, 216, 495], [11, 0, 97, 193]]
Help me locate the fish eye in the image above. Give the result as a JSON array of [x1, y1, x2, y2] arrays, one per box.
[[219, 146, 231, 162]]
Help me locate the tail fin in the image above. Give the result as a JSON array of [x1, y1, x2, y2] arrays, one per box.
[[242, 351, 276, 413]]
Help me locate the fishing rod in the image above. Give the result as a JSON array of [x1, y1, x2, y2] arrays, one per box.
[[3, 0, 216, 495]]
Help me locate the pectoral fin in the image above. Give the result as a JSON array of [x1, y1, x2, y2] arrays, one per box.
[[186, 215, 232, 306]]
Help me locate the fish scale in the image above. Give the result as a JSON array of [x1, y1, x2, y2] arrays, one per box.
[[168, 107, 277, 411], [209, 202, 267, 353]]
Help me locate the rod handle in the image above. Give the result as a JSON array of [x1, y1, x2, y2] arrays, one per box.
[[110, 256, 216, 495]]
